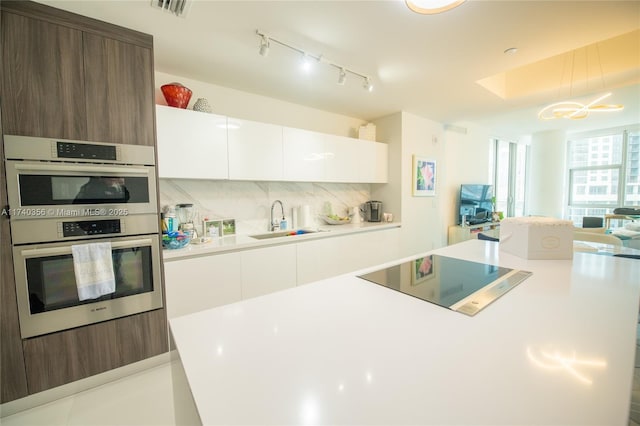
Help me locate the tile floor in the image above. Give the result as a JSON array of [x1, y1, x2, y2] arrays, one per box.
[[0, 361, 176, 426]]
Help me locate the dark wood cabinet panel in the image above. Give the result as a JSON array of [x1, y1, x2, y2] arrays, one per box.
[[1, 11, 87, 139], [116, 308, 168, 364], [22, 309, 167, 394], [22, 320, 118, 394], [84, 34, 155, 146], [0, 131, 29, 403], [1, 1, 166, 401]]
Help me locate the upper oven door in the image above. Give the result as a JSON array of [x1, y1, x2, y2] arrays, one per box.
[[5, 160, 158, 219]]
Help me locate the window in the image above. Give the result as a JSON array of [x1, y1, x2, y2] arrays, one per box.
[[567, 126, 640, 226], [493, 139, 528, 218]]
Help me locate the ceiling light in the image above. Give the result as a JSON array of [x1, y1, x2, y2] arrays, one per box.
[[301, 53, 316, 73], [338, 68, 347, 85], [255, 29, 373, 94], [538, 45, 624, 121], [538, 92, 624, 120], [259, 34, 270, 57], [504, 47, 518, 55], [406, 0, 465, 15]]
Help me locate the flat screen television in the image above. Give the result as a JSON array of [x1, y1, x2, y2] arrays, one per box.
[[459, 184, 493, 225]]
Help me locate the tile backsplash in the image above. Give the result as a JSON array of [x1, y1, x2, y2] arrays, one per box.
[[159, 179, 371, 235]]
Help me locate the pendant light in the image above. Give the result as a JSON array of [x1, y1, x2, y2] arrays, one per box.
[[538, 45, 624, 120]]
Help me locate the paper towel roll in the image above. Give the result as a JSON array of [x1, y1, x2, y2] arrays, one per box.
[[298, 205, 311, 228]]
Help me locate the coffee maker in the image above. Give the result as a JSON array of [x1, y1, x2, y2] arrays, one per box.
[[364, 201, 383, 222]]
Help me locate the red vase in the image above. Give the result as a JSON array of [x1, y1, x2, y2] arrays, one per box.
[[161, 83, 192, 109]]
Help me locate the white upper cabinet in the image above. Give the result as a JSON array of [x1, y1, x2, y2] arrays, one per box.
[[227, 118, 283, 181], [156, 105, 228, 180], [359, 141, 388, 183], [282, 127, 327, 181], [324, 135, 361, 183], [283, 129, 388, 183], [156, 108, 387, 183]]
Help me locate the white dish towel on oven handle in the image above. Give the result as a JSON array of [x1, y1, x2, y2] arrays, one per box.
[[71, 242, 116, 301]]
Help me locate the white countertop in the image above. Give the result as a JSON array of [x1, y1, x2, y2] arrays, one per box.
[[169, 240, 640, 425], [162, 221, 400, 261]]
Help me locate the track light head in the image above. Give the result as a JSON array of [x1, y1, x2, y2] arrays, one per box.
[[301, 53, 317, 73], [337, 68, 347, 85], [363, 77, 373, 92], [259, 35, 270, 57]]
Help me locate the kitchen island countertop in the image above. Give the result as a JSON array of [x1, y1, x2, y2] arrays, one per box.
[[169, 239, 640, 425]]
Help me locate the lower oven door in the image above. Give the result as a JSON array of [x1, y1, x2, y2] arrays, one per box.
[[13, 234, 163, 339]]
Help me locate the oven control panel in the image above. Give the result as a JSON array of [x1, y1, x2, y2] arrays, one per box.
[[56, 141, 118, 161], [59, 219, 123, 237]]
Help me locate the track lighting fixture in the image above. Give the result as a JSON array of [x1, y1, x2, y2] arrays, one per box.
[[255, 29, 372, 92], [338, 68, 347, 85], [259, 34, 270, 57]]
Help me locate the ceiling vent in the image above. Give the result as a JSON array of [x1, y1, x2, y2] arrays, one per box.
[[150, 0, 191, 18]]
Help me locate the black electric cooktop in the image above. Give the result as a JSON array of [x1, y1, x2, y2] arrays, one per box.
[[357, 255, 532, 316]]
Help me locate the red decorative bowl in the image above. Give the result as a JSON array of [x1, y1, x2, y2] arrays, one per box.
[[161, 83, 192, 109]]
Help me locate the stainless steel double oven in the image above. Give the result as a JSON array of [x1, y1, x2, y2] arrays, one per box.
[[4, 135, 163, 339]]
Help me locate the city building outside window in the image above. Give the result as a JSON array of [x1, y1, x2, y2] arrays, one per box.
[[567, 125, 640, 227]]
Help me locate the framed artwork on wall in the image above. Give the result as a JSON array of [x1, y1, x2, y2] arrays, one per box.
[[412, 155, 436, 196]]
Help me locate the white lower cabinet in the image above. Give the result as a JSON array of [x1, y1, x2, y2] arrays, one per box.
[[163, 228, 400, 315], [240, 244, 297, 300], [163, 252, 242, 320], [296, 228, 401, 285]]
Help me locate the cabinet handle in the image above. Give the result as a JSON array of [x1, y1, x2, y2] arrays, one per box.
[[14, 163, 150, 175], [19, 238, 155, 257]]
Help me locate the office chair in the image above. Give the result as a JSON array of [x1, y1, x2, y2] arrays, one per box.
[[582, 216, 604, 228], [477, 233, 499, 242]]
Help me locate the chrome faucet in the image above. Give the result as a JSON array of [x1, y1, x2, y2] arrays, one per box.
[[270, 200, 285, 231]]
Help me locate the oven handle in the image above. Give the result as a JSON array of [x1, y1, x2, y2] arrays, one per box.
[[18, 238, 155, 258], [13, 162, 150, 175]]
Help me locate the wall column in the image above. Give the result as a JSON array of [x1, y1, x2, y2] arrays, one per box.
[[527, 129, 567, 218]]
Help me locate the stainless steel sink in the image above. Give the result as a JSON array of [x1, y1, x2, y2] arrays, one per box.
[[249, 229, 317, 240]]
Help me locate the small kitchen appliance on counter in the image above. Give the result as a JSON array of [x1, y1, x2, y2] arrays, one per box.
[[176, 203, 198, 238], [363, 200, 383, 222]]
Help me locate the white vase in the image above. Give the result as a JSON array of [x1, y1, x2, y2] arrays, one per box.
[[193, 98, 212, 113]]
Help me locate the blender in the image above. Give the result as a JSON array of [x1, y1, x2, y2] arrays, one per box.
[[176, 203, 198, 238]]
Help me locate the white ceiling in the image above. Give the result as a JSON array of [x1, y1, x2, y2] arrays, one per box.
[[37, 0, 640, 138]]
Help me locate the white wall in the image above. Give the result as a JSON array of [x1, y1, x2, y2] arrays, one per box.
[[527, 130, 567, 218], [443, 123, 494, 227], [374, 114, 494, 253], [371, 113, 402, 222], [399, 112, 446, 255], [156, 71, 366, 137]]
